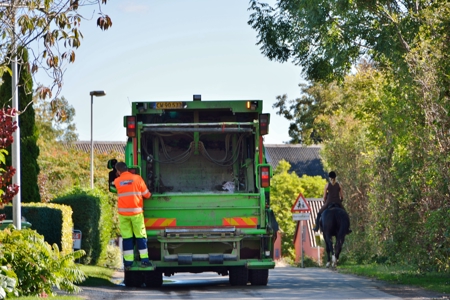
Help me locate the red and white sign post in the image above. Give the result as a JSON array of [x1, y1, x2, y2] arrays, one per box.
[[291, 193, 311, 267]]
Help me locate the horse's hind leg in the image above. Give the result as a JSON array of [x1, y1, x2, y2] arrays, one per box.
[[324, 236, 334, 268], [333, 236, 346, 268], [331, 254, 337, 268]]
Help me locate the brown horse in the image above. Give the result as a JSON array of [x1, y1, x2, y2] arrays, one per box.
[[320, 205, 351, 268]]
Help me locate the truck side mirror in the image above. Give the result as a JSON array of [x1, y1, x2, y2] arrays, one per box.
[[107, 159, 118, 192], [107, 159, 117, 169]]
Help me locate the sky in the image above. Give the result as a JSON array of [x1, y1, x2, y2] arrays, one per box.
[[35, 0, 306, 144]]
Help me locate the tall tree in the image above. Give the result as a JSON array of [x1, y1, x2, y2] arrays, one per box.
[[0, 47, 40, 202], [251, 1, 450, 270], [0, 0, 112, 99], [34, 93, 78, 202], [34, 95, 78, 142], [273, 81, 343, 144], [248, 0, 428, 82]]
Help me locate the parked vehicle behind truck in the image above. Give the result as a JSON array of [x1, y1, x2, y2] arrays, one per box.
[[108, 95, 278, 287]]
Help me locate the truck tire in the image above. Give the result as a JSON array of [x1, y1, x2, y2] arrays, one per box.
[[144, 271, 163, 288], [249, 269, 269, 286], [124, 270, 144, 288], [229, 267, 248, 286]]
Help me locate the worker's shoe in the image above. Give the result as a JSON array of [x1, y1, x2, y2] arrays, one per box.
[[139, 260, 152, 268]]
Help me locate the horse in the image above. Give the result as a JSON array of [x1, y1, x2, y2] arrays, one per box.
[[319, 204, 351, 268]]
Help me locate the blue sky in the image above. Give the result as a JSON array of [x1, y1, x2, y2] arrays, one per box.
[[35, 0, 306, 144]]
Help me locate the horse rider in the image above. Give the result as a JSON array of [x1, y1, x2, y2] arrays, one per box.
[[313, 171, 352, 234]]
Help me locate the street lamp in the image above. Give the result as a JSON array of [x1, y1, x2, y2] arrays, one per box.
[[90, 90, 106, 189]]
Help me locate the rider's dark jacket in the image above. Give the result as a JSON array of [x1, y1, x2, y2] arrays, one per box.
[[319, 182, 344, 214]]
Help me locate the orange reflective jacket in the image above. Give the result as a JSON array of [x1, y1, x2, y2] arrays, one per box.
[[114, 171, 151, 216]]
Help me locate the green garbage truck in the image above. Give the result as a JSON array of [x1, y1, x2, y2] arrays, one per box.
[[108, 95, 278, 287]]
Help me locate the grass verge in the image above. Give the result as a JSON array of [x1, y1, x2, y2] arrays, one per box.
[[338, 264, 450, 294], [77, 265, 117, 287]]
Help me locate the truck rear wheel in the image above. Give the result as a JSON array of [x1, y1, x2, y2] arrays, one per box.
[[249, 269, 269, 286], [124, 271, 144, 287], [144, 271, 163, 288], [229, 267, 248, 286]]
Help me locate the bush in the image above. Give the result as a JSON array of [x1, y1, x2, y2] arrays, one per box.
[[52, 187, 114, 265], [0, 203, 74, 255], [0, 226, 85, 297], [0, 265, 18, 299], [297, 255, 320, 268], [422, 207, 450, 272], [98, 244, 122, 269]]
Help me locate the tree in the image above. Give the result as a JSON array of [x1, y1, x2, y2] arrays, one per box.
[[34, 95, 78, 142], [252, 1, 450, 270], [34, 93, 78, 202], [0, 107, 19, 206], [0, 0, 112, 100], [248, 0, 433, 82], [273, 81, 343, 144], [0, 47, 40, 202]]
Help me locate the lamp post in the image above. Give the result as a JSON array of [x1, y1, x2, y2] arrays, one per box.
[[90, 90, 106, 189]]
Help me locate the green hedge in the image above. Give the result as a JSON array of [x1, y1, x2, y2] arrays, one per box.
[[0, 203, 73, 254], [52, 188, 113, 265]]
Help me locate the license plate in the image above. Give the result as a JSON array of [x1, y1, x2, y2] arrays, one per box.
[[155, 102, 184, 109]]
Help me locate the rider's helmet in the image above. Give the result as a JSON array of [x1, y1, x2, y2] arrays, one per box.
[[328, 171, 336, 178]]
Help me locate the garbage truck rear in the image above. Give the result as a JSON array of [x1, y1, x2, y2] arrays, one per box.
[[108, 95, 278, 287]]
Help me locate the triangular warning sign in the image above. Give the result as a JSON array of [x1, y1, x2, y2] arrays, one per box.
[[291, 193, 311, 212]]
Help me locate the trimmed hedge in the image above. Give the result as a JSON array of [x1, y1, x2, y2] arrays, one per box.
[[0, 203, 73, 255], [52, 188, 113, 265]]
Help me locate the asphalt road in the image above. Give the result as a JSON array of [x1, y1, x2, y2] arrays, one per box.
[[68, 265, 448, 300]]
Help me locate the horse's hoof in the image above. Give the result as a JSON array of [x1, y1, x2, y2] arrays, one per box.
[[326, 262, 331, 268]]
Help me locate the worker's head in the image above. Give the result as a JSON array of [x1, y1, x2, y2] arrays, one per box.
[[115, 162, 128, 175]]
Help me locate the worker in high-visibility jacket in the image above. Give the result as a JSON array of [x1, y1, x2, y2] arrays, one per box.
[[114, 161, 152, 269]]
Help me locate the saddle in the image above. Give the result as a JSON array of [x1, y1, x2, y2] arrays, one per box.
[[326, 203, 343, 210]]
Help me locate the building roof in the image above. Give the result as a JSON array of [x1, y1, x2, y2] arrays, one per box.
[[63, 141, 126, 154], [67, 141, 326, 177], [265, 144, 326, 178]]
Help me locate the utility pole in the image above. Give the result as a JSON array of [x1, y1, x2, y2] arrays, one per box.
[[1, 0, 23, 229], [1, 0, 40, 229]]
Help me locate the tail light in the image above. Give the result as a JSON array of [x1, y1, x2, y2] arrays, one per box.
[[259, 113, 270, 135], [259, 166, 270, 188], [126, 116, 136, 138]]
